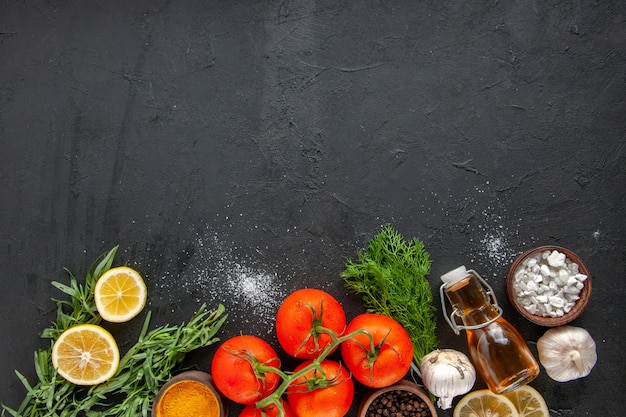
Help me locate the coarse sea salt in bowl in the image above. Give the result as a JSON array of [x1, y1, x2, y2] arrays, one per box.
[[506, 245, 592, 327]]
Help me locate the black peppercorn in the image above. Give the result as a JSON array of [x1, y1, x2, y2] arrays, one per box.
[[365, 389, 432, 417]]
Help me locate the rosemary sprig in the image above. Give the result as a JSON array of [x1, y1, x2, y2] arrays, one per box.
[[86, 306, 227, 417], [2, 247, 227, 417], [341, 225, 438, 363], [43, 245, 118, 340]]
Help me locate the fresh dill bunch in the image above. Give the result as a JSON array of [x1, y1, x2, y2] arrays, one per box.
[[341, 225, 438, 363], [2, 247, 227, 417]]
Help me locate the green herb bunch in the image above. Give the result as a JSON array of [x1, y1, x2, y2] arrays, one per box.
[[341, 225, 438, 363], [2, 247, 227, 417]]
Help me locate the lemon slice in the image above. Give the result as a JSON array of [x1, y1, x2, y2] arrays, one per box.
[[454, 389, 520, 417], [503, 385, 549, 417], [51, 324, 120, 385], [95, 266, 147, 322]]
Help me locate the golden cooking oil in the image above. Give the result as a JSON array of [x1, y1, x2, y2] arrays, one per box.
[[440, 266, 539, 394]]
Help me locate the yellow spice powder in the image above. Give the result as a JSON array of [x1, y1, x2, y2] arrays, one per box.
[[157, 380, 220, 417]]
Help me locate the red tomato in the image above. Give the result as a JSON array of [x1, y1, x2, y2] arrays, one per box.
[[340, 313, 413, 388], [238, 399, 296, 417], [211, 335, 281, 405], [276, 288, 346, 358], [286, 359, 354, 417]]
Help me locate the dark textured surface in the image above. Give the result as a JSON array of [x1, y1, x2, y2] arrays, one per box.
[[1, 1, 624, 416]]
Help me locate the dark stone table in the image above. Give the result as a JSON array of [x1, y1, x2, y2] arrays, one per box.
[[1, 2, 624, 416]]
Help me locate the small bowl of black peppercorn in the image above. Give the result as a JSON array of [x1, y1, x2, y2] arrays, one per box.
[[358, 379, 437, 417]]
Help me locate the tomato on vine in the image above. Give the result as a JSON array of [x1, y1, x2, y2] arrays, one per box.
[[238, 399, 296, 417], [275, 288, 346, 359], [211, 335, 281, 405], [286, 359, 354, 417], [340, 313, 413, 388]]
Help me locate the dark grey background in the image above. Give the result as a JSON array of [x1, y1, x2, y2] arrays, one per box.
[[1, 1, 624, 416]]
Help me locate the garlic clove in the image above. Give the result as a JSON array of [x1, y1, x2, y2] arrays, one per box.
[[537, 325, 597, 382]]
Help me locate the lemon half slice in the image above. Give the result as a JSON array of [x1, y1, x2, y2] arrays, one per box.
[[95, 266, 147, 322], [51, 324, 120, 385], [503, 385, 550, 417], [454, 389, 520, 417]]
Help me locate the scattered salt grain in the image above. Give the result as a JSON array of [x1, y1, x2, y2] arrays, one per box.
[[512, 249, 587, 318], [159, 230, 290, 336]]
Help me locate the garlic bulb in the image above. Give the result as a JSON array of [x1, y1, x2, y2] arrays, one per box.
[[420, 349, 476, 410], [537, 325, 597, 382]]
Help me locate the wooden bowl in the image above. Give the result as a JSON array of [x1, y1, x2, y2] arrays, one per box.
[[152, 370, 228, 417], [358, 379, 437, 417], [506, 245, 592, 327]]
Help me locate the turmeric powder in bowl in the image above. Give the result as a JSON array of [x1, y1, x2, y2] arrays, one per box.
[[152, 371, 227, 417]]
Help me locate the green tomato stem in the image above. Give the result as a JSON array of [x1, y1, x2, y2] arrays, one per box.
[[254, 327, 369, 415]]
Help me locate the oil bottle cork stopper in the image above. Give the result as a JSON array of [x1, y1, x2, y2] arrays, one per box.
[[441, 266, 469, 286]]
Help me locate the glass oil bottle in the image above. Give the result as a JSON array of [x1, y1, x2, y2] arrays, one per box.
[[440, 266, 539, 394]]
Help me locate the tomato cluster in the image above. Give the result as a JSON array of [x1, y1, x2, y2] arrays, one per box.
[[210, 288, 414, 417]]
